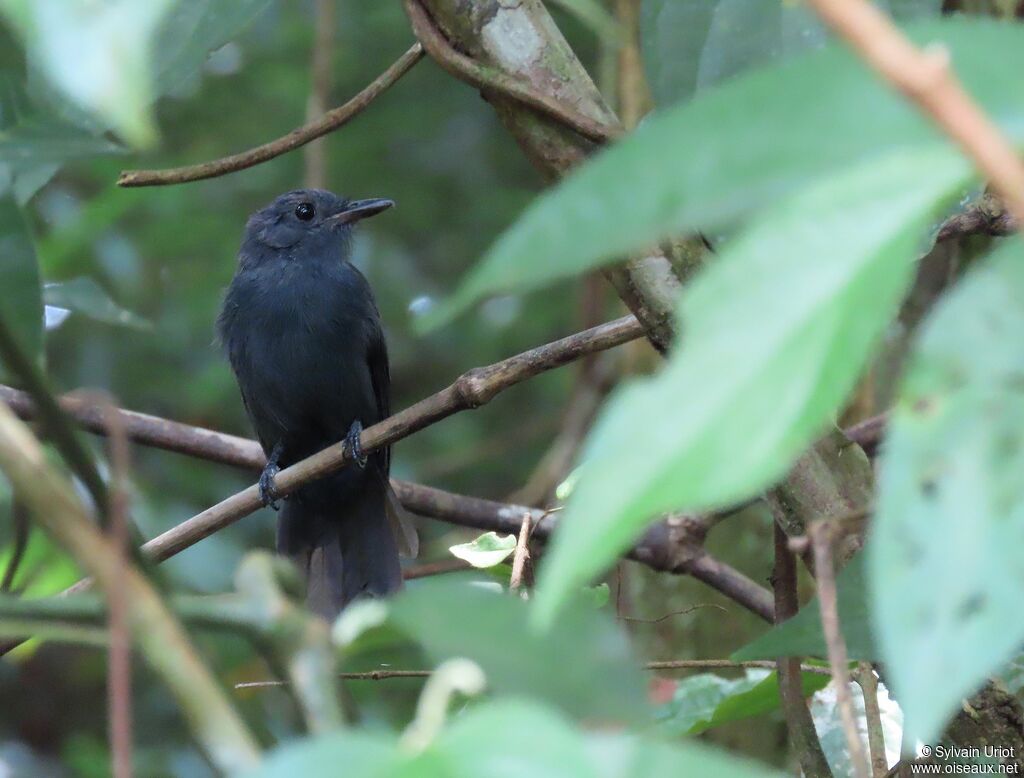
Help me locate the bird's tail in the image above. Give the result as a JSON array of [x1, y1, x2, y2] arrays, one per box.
[[277, 472, 407, 620]]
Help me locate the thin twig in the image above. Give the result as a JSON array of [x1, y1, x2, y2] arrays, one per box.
[[402, 558, 470, 580], [403, 0, 621, 144], [117, 43, 425, 187], [234, 659, 833, 690], [811, 522, 869, 778], [96, 396, 133, 778], [773, 522, 834, 778], [621, 603, 726, 624], [236, 670, 433, 688], [855, 662, 889, 778], [303, 0, 336, 190], [806, 0, 1024, 226], [508, 512, 533, 591]]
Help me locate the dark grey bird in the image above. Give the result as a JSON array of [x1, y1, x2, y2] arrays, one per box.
[[217, 189, 416, 619]]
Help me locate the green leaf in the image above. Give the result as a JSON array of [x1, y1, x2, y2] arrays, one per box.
[[733, 554, 877, 662], [640, 0, 939, 107], [250, 699, 784, 778], [151, 0, 274, 97], [433, 699, 597, 778], [547, 0, 621, 44], [869, 238, 1024, 745], [532, 148, 970, 626], [655, 669, 830, 736], [246, 730, 405, 778], [0, 76, 121, 203], [418, 19, 1023, 331], [0, 0, 176, 148], [43, 278, 151, 330], [448, 531, 517, 569], [0, 195, 42, 364], [388, 576, 648, 724]]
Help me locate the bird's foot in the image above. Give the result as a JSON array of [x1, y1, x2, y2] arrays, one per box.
[[346, 420, 368, 469], [258, 462, 281, 510]]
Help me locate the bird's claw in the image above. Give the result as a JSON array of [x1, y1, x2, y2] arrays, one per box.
[[346, 421, 368, 469], [259, 462, 281, 510]]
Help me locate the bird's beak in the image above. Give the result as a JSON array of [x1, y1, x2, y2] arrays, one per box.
[[327, 198, 395, 226]]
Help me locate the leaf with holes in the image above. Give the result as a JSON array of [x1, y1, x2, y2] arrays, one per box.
[[870, 238, 1024, 745]]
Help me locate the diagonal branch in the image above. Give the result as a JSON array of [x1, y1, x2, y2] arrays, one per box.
[[0, 313, 779, 621], [807, 0, 1024, 226], [117, 43, 425, 187]]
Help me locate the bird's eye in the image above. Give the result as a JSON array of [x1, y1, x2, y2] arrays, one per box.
[[295, 202, 315, 221]]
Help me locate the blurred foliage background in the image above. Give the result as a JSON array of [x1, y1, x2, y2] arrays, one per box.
[[0, 2, 778, 774], [8, 0, 1022, 774]]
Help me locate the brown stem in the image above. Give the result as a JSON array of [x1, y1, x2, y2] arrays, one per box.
[[855, 662, 889, 777], [508, 512, 533, 591], [402, 558, 471, 580], [413, 0, 684, 352], [99, 397, 134, 778], [807, 0, 1024, 225], [812, 523, 869, 778], [935, 194, 1017, 242], [774, 523, 834, 778], [117, 43, 424, 187]]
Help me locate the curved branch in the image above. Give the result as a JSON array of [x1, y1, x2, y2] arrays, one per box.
[[403, 0, 621, 145], [117, 43, 425, 187]]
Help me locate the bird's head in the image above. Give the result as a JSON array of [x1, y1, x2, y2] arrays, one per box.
[[243, 189, 393, 256]]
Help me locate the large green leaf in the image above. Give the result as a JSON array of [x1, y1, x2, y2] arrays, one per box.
[[0, 195, 42, 364], [870, 238, 1024, 745], [387, 577, 648, 724], [249, 699, 783, 778], [640, 0, 940, 107], [732, 554, 877, 662], [151, 0, 275, 97], [0, 0, 175, 147], [0, 76, 121, 203], [655, 669, 830, 736], [1, 0, 274, 147], [532, 148, 971, 626], [417, 19, 1024, 331]]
